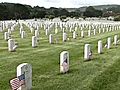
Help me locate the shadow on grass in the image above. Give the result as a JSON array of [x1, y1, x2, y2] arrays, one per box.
[[57, 68, 79, 76]]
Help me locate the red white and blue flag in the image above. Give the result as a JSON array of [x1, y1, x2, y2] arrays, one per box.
[[10, 74, 25, 90]]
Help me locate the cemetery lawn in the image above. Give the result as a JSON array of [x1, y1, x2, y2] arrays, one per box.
[[1, 25, 120, 90]]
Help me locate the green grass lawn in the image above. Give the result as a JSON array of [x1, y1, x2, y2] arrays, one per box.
[[1, 24, 120, 90]]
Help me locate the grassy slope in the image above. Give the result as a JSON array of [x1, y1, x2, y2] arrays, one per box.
[[0, 24, 120, 90]]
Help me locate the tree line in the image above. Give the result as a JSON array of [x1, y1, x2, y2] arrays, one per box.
[[0, 2, 120, 20]]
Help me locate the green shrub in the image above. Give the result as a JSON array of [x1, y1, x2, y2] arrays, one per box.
[[114, 15, 120, 21]]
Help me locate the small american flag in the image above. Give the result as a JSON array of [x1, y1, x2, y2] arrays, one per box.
[[10, 74, 25, 90], [62, 62, 69, 72]]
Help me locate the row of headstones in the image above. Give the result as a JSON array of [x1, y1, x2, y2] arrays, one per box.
[[4, 23, 119, 41], [6, 25, 119, 52], [0, 21, 19, 32], [26, 20, 120, 29], [26, 21, 120, 32], [60, 34, 119, 74], [84, 35, 118, 60]]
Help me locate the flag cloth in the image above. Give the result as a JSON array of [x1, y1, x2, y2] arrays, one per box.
[[10, 78, 20, 90], [62, 62, 69, 72], [10, 74, 25, 90]]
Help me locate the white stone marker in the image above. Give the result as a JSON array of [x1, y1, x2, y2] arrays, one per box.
[[30, 28, 34, 33], [35, 30, 39, 38], [8, 29, 11, 34], [55, 28, 58, 34], [81, 30, 84, 38], [98, 28, 101, 34], [84, 44, 91, 60], [45, 29, 48, 35], [63, 33, 67, 42], [60, 51, 69, 73], [32, 36, 37, 48], [102, 28, 105, 33], [98, 40, 102, 54], [73, 31, 76, 39], [8, 39, 17, 52], [114, 35, 118, 45], [88, 30, 91, 36], [17, 63, 32, 90], [20, 27, 23, 35], [4, 32, 9, 40], [49, 34, 53, 44], [107, 37, 111, 49], [21, 31, 25, 38], [93, 29, 96, 35]]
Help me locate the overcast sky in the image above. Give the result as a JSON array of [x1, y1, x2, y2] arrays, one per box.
[[0, 0, 120, 8]]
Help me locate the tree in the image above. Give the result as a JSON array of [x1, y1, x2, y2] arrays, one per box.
[[84, 6, 103, 17]]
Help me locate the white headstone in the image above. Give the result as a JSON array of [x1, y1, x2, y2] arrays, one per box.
[[98, 40, 102, 54], [4, 32, 9, 40], [98, 28, 101, 34], [107, 37, 111, 49], [55, 28, 58, 34], [49, 34, 53, 44], [114, 35, 118, 45], [63, 33, 67, 42], [17, 63, 32, 90], [21, 31, 25, 39], [84, 44, 91, 60], [8, 29, 11, 34], [60, 51, 69, 73], [35, 30, 39, 38], [93, 29, 96, 35], [81, 30, 84, 38], [8, 39, 17, 52], [73, 31, 76, 39], [88, 30, 91, 36], [32, 36, 37, 48], [20, 27, 23, 35], [45, 29, 48, 35]]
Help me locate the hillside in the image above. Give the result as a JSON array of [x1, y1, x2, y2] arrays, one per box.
[[66, 4, 120, 12]]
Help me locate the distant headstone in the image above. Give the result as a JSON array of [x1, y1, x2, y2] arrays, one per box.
[[107, 37, 111, 49], [4, 32, 9, 40], [88, 30, 91, 36], [60, 51, 69, 73], [32, 36, 37, 48], [84, 44, 91, 60], [98, 40, 102, 54], [8, 39, 17, 52], [8, 29, 11, 34], [114, 35, 118, 45], [81, 30, 84, 38], [55, 28, 58, 34], [93, 29, 96, 35], [19, 27, 23, 35], [45, 29, 48, 35], [98, 28, 101, 33], [49, 34, 53, 44], [63, 33, 67, 42], [17, 63, 32, 90], [73, 31, 76, 39], [35, 30, 39, 38], [21, 31, 25, 39]]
